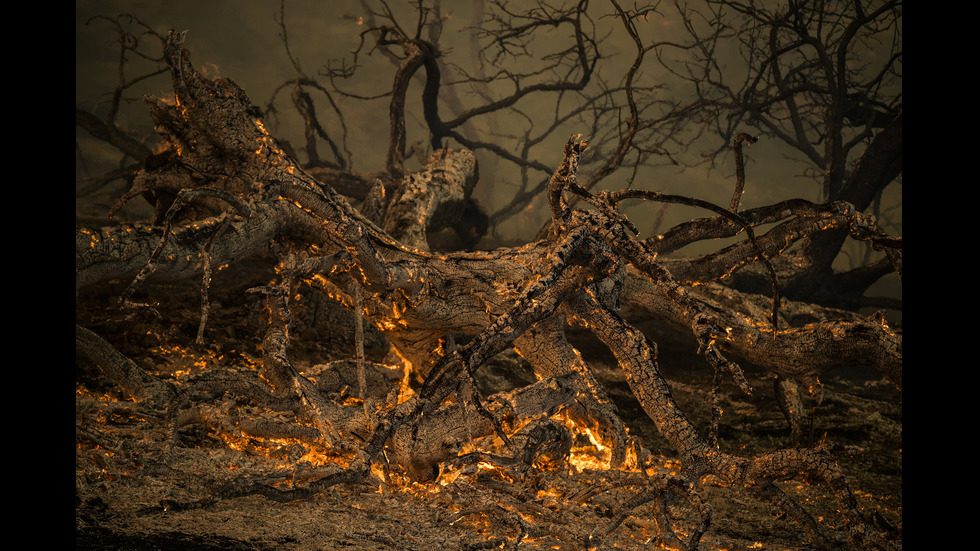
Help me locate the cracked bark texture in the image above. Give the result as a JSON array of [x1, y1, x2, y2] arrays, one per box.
[[76, 28, 901, 551]]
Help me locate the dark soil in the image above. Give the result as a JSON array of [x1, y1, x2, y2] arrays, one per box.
[[75, 258, 902, 550]]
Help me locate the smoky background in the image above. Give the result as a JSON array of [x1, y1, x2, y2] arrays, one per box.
[[75, 0, 901, 307]]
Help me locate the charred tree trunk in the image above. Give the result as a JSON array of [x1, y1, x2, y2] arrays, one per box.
[[76, 30, 901, 551]]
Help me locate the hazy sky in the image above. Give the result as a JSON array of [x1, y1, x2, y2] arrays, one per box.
[[76, 1, 328, 123], [76, 0, 900, 256], [77, 1, 450, 179]]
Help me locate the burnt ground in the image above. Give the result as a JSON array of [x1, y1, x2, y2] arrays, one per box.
[[75, 257, 902, 550]]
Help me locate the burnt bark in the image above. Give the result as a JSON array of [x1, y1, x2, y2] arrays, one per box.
[[76, 19, 901, 551]]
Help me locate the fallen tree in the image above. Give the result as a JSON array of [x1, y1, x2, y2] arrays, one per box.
[[76, 5, 901, 550]]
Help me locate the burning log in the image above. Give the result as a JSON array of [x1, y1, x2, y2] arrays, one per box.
[[75, 29, 901, 550]]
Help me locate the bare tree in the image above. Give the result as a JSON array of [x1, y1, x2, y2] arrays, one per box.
[[76, 2, 901, 549], [650, 0, 902, 311]]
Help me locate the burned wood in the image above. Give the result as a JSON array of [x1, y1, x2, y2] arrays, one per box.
[[75, 22, 901, 551], [379, 149, 479, 251], [392, 371, 608, 481], [76, 324, 177, 410]]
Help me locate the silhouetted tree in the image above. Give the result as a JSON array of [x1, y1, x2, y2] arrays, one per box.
[[76, 2, 901, 549]]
